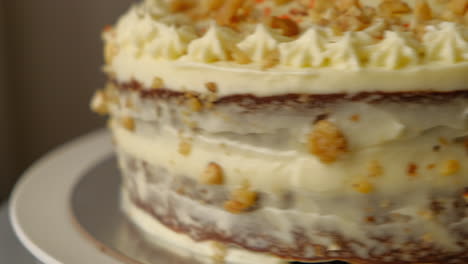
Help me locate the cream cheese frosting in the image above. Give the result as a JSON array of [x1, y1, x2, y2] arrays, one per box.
[[103, 0, 468, 96]]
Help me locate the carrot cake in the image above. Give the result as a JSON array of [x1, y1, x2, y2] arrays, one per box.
[[92, 0, 468, 263]]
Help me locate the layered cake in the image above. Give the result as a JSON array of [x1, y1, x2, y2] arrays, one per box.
[[91, 0, 468, 263]]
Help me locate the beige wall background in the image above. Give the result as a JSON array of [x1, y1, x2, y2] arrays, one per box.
[[0, 0, 132, 202]]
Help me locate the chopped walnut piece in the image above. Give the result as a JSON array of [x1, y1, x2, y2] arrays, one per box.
[[205, 82, 218, 93], [378, 0, 412, 17], [104, 42, 118, 65], [103, 25, 113, 33], [313, 245, 326, 257], [200, 162, 224, 185], [270, 16, 300, 37], [368, 160, 383, 178], [262, 49, 280, 69], [439, 160, 460, 176], [231, 47, 251, 64], [169, 0, 196, 12], [211, 242, 227, 264], [336, 14, 366, 31], [418, 210, 435, 220], [353, 180, 374, 194], [439, 137, 449, 145], [407, 163, 418, 177], [90, 90, 109, 115], [216, 0, 245, 26], [121, 116, 135, 132], [224, 182, 257, 213], [335, 0, 361, 12], [421, 233, 434, 243], [415, 0, 433, 22], [179, 140, 192, 156], [308, 120, 348, 163], [201, 0, 224, 12], [187, 97, 203, 112], [314, 0, 335, 12], [350, 114, 360, 122], [151, 77, 164, 90], [449, 0, 468, 15], [274, 0, 293, 5]]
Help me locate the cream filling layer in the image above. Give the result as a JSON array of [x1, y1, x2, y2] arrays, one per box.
[[111, 50, 468, 97], [112, 121, 468, 195], [121, 190, 289, 264]]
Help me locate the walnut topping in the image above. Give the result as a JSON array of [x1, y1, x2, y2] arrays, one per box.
[[216, 0, 246, 26], [314, 0, 335, 12], [104, 42, 118, 65], [270, 16, 300, 36], [415, 0, 433, 22], [231, 47, 252, 64], [151, 77, 164, 90], [200, 162, 224, 185], [378, 0, 412, 17], [336, 0, 361, 12], [211, 242, 227, 264], [179, 140, 192, 156], [91, 90, 109, 115], [121, 116, 136, 131], [365, 216, 376, 223], [205, 82, 218, 93], [262, 49, 280, 69], [463, 188, 468, 203], [103, 25, 113, 33], [187, 97, 203, 112], [407, 163, 418, 177], [352, 180, 374, 194], [224, 181, 257, 213], [418, 210, 435, 220], [201, 0, 224, 12], [169, 0, 196, 12], [350, 114, 360, 122], [439, 160, 460, 176], [439, 137, 449, 145], [274, 0, 293, 5], [421, 233, 434, 243], [308, 120, 348, 163], [368, 160, 383, 178], [449, 0, 468, 15]]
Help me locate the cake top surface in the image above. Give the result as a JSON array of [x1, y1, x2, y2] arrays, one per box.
[[104, 0, 468, 95]]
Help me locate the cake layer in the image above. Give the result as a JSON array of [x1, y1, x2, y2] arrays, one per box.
[[103, 0, 468, 96], [121, 190, 290, 264], [101, 83, 468, 194], [117, 151, 468, 264]]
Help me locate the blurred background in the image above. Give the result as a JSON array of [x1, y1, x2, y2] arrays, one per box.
[[0, 0, 132, 204]]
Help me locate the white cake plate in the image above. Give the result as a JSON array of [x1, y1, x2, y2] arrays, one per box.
[[9, 129, 124, 264], [9, 129, 341, 264]]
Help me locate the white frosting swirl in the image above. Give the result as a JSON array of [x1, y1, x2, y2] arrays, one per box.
[[146, 23, 196, 59], [187, 23, 240, 63], [106, 2, 468, 95], [369, 31, 419, 69], [237, 24, 289, 63], [424, 22, 468, 64], [279, 28, 329, 68], [326, 32, 363, 70]]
